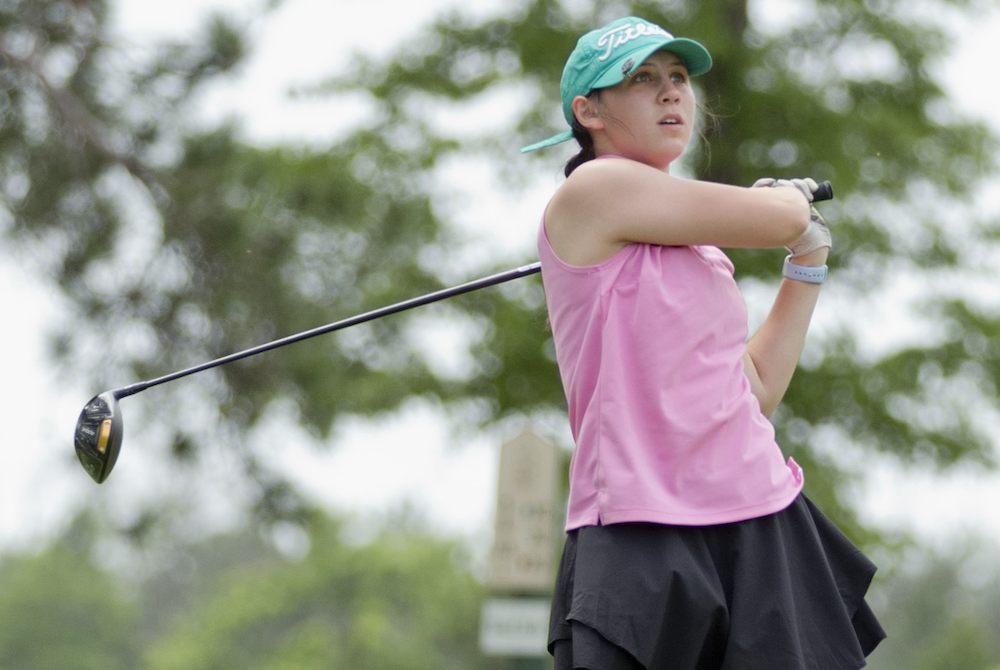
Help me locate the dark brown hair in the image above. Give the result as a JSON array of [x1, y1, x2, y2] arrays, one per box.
[[564, 117, 597, 177]]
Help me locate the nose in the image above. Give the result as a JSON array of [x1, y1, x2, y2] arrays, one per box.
[[660, 80, 681, 103]]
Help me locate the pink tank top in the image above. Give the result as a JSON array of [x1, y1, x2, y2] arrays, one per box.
[[538, 216, 803, 530]]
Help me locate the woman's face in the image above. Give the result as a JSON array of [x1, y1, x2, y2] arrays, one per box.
[[585, 50, 696, 171]]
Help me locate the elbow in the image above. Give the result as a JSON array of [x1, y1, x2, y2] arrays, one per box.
[[757, 396, 778, 419], [775, 198, 811, 246], [746, 187, 811, 247], [749, 383, 779, 418]]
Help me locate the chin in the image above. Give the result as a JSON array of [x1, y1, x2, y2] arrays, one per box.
[[637, 148, 688, 171]]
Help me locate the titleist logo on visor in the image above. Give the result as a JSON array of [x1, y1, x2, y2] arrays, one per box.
[[596, 22, 673, 61]]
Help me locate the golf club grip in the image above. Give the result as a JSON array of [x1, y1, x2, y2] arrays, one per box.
[[813, 180, 833, 202]]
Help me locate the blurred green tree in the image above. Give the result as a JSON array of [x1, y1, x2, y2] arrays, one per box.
[[1, 0, 998, 549], [864, 541, 1000, 670], [143, 512, 491, 670], [0, 523, 141, 670]]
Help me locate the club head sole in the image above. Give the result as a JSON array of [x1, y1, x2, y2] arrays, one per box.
[[74, 391, 124, 484]]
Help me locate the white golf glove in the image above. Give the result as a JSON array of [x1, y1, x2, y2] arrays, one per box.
[[751, 177, 820, 202]]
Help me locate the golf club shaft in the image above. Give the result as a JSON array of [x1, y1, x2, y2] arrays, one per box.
[[112, 262, 542, 400]]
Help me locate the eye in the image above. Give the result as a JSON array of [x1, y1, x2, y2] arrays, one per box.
[[669, 71, 688, 84]]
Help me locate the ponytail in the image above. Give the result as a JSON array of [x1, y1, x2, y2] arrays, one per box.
[[564, 117, 596, 177]]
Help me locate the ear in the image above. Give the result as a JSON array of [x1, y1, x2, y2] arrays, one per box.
[[571, 94, 604, 131]]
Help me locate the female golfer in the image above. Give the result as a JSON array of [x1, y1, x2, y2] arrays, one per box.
[[523, 16, 886, 670]]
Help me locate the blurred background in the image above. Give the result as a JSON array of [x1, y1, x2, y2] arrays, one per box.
[[2, 0, 1000, 668]]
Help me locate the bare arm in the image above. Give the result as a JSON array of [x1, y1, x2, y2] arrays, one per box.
[[742, 247, 828, 417], [545, 158, 811, 266]]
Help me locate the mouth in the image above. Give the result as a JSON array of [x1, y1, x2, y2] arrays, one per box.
[[659, 115, 684, 126]]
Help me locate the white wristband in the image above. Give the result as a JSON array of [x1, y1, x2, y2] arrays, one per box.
[[782, 255, 827, 284]]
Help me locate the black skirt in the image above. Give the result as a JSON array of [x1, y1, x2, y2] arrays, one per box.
[[549, 494, 886, 670]]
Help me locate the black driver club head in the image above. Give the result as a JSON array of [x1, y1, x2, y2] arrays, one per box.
[[74, 391, 124, 484]]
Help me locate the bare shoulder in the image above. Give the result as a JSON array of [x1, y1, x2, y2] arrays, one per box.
[[558, 158, 662, 202], [545, 160, 647, 266], [553, 158, 697, 223], [546, 159, 699, 264]]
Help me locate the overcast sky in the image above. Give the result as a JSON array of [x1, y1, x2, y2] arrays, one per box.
[[2, 0, 999, 554]]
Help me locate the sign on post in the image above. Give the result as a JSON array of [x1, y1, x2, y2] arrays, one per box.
[[479, 597, 551, 658], [480, 430, 561, 659], [486, 430, 561, 592]]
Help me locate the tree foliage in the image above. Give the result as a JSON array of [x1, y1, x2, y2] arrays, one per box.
[[0, 512, 510, 669], [864, 540, 1000, 670], [142, 514, 489, 670], [2, 0, 998, 546], [0, 523, 141, 670]]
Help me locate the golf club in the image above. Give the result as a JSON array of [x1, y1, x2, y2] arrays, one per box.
[[74, 180, 833, 483], [73, 262, 542, 483]]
